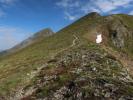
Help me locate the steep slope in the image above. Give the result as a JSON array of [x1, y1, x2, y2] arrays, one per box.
[[0, 12, 133, 99]]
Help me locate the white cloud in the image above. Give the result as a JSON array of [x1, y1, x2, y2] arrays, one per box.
[[0, 0, 20, 49], [56, 0, 80, 8], [64, 12, 77, 20], [56, 0, 133, 20], [112, 0, 132, 6], [56, 0, 81, 20], [81, 4, 101, 14], [94, 0, 132, 13], [94, 0, 116, 13]]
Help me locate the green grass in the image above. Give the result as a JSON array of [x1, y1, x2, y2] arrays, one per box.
[[0, 13, 97, 95], [0, 13, 133, 96]]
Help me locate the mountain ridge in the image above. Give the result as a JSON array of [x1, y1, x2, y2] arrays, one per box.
[[0, 12, 133, 99]]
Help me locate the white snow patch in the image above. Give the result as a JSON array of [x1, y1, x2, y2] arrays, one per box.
[[96, 34, 102, 44]]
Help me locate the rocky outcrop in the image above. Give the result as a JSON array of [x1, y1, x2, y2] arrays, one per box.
[[105, 16, 131, 50], [84, 14, 133, 54], [21, 44, 133, 100]]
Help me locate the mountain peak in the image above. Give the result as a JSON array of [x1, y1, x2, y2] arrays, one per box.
[[86, 12, 101, 18], [14, 28, 54, 48], [33, 28, 54, 38], [1, 28, 55, 56]]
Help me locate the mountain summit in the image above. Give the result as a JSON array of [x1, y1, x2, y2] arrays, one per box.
[[31, 28, 54, 39], [0, 13, 133, 100], [86, 12, 101, 18]]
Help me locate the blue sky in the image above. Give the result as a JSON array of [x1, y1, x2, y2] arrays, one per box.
[[0, 0, 133, 50]]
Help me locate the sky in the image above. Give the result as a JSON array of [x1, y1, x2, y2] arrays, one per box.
[[0, 0, 133, 50]]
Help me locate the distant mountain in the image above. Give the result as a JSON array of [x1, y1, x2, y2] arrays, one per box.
[[10, 28, 54, 51], [0, 12, 133, 99], [0, 28, 54, 56]]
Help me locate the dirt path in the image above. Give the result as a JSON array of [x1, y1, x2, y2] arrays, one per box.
[[12, 35, 80, 100], [72, 35, 79, 46], [51, 34, 79, 58]]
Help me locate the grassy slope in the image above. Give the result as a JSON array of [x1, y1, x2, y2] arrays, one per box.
[[0, 13, 133, 96], [0, 14, 99, 95]]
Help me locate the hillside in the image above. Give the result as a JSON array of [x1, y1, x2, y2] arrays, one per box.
[[0, 12, 133, 99]]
